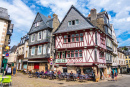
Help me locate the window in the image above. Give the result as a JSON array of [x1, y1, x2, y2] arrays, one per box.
[[57, 52, 61, 58], [75, 19, 79, 25], [129, 56, 130, 58], [129, 60, 130, 63], [75, 50, 78, 57], [31, 34, 35, 42], [43, 30, 46, 39], [48, 48, 50, 54], [68, 35, 70, 42], [67, 51, 70, 58], [76, 34, 79, 41], [63, 68, 67, 73], [62, 51, 66, 58], [68, 19, 79, 26], [68, 21, 71, 26], [43, 44, 46, 54], [31, 47, 35, 55], [100, 51, 104, 58], [126, 60, 128, 63], [71, 50, 74, 57], [64, 35, 67, 43], [38, 32, 42, 40], [80, 33, 83, 41], [34, 22, 40, 27], [79, 50, 82, 57], [72, 20, 75, 25], [126, 56, 127, 59], [108, 28, 112, 35], [71, 34, 75, 42], [38, 45, 42, 55]]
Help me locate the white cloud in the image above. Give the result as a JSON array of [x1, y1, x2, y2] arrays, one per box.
[[30, 5, 36, 9], [0, 0, 35, 47], [37, 0, 130, 46]]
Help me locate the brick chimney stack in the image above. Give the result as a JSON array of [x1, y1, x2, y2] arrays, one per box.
[[48, 16, 51, 18]]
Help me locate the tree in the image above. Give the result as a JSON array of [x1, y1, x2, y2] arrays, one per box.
[[122, 46, 128, 51]]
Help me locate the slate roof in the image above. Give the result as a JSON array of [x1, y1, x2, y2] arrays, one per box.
[[10, 45, 17, 53], [54, 5, 95, 34], [0, 7, 10, 21], [28, 13, 54, 34]]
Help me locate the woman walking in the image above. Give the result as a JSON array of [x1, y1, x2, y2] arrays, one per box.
[[114, 70, 117, 81]]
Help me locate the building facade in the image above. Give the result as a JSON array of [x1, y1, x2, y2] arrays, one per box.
[[87, 9, 113, 77], [8, 45, 17, 66], [54, 6, 106, 79], [117, 48, 126, 73], [0, 7, 13, 72], [111, 24, 118, 73], [27, 12, 59, 71]]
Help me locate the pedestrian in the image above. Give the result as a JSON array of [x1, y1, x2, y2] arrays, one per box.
[[111, 70, 114, 81], [114, 70, 117, 81]]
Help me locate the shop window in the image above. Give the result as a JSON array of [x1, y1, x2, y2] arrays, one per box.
[[63, 68, 67, 73], [83, 67, 93, 74]]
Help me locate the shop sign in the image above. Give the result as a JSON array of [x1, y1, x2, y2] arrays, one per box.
[[56, 59, 67, 63]]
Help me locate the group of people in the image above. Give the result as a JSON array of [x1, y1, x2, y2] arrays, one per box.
[[111, 70, 117, 81]]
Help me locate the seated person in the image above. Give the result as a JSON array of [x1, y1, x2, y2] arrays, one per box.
[[70, 71, 74, 79], [40, 70, 44, 75]]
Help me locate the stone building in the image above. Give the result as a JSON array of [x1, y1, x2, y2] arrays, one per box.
[[27, 12, 59, 71], [117, 48, 126, 73], [17, 35, 28, 70], [111, 24, 118, 73], [8, 45, 17, 66], [0, 7, 13, 72]]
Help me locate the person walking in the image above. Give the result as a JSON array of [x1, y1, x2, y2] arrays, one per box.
[[114, 70, 117, 81], [111, 70, 114, 81]]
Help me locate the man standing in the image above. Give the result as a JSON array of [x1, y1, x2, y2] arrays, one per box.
[[111, 70, 114, 81]]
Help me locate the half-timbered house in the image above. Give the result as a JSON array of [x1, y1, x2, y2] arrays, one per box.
[[27, 13, 59, 71], [87, 9, 113, 77], [54, 5, 106, 78]]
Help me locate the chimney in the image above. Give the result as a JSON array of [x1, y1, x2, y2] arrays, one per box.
[[90, 8, 97, 20], [48, 16, 51, 18], [53, 13, 58, 19]]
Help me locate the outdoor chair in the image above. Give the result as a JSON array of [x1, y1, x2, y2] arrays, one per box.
[[66, 73, 70, 81], [2, 75, 12, 87], [0, 75, 3, 87], [78, 74, 85, 82]]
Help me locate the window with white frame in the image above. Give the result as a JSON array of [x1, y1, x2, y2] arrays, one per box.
[[38, 32, 42, 40], [68, 19, 79, 26], [43, 44, 46, 54], [31, 34, 35, 42], [67, 51, 70, 58], [76, 34, 79, 41], [108, 28, 112, 35], [71, 50, 74, 57], [75, 50, 78, 57], [80, 33, 83, 41], [57, 52, 61, 58], [43, 30, 46, 40], [64, 35, 67, 43], [71, 34, 75, 42], [79, 50, 82, 57], [38, 45, 42, 55], [48, 48, 50, 54], [31, 47, 35, 55], [34, 21, 40, 27]]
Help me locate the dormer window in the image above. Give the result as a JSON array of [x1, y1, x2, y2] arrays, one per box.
[[34, 21, 40, 27], [68, 19, 79, 26]]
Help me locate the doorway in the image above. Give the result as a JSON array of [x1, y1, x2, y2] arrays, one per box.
[[34, 63, 39, 69]]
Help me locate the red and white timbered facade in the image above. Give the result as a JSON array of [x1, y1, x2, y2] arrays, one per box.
[[55, 29, 106, 66]]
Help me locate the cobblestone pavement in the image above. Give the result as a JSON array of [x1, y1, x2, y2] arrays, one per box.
[[67, 74, 130, 87], [5, 73, 129, 87]]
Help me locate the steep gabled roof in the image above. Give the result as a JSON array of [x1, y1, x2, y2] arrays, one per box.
[[28, 12, 53, 34], [10, 45, 17, 53], [54, 5, 95, 34]]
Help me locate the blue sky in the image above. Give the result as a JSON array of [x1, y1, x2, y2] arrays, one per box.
[[0, 0, 130, 47]]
